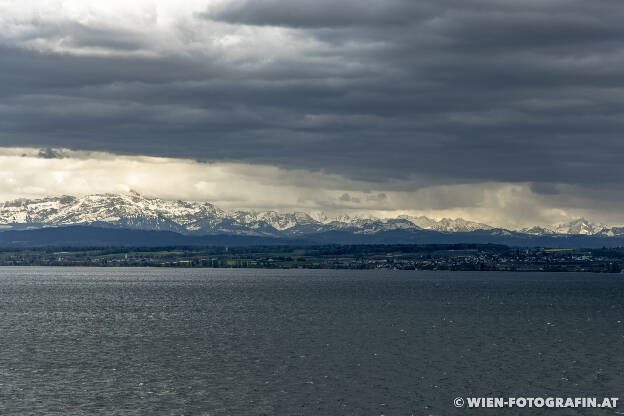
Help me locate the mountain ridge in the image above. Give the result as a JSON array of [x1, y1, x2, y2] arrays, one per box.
[[0, 192, 622, 240]]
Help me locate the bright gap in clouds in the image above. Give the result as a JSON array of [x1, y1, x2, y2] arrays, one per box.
[[1, 0, 286, 57], [0, 147, 609, 229]]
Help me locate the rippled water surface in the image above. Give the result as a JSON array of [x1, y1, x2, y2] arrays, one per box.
[[1, 268, 623, 415]]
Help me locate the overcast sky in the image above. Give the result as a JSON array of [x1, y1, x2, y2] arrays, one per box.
[[1, 0, 623, 227]]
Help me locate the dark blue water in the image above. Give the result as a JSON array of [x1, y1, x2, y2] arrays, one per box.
[[0, 268, 623, 415]]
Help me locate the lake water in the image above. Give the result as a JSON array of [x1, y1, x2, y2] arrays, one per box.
[[0, 268, 623, 415]]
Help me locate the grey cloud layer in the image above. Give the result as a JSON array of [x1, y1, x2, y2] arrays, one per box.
[[2, 0, 624, 196], [205, 0, 433, 28]]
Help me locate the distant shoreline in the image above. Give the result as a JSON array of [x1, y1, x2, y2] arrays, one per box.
[[0, 266, 622, 273], [0, 244, 622, 273]]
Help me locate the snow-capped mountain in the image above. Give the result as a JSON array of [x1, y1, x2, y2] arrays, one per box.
[[0, 192, 228, 234], [0, 191, 621, 239], [521, 218, 623, 236], [398, 215, 494, 232], [549, 218, 607, 235]]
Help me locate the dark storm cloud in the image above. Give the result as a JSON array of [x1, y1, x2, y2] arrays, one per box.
[[3, 0, 624, 192], [339, 192, 360, 203], [203, 0, 434, 28], [37, 147, 65, 159]]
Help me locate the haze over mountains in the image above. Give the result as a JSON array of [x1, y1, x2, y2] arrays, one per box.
[[0, 191, 495, 235], [0, 192, 622, 248]]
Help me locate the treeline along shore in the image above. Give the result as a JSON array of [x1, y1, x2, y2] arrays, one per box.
[[0, 244, 623, 272]]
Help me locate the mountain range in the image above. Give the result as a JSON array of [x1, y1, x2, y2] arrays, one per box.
[[0, 192, 622, 247]]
